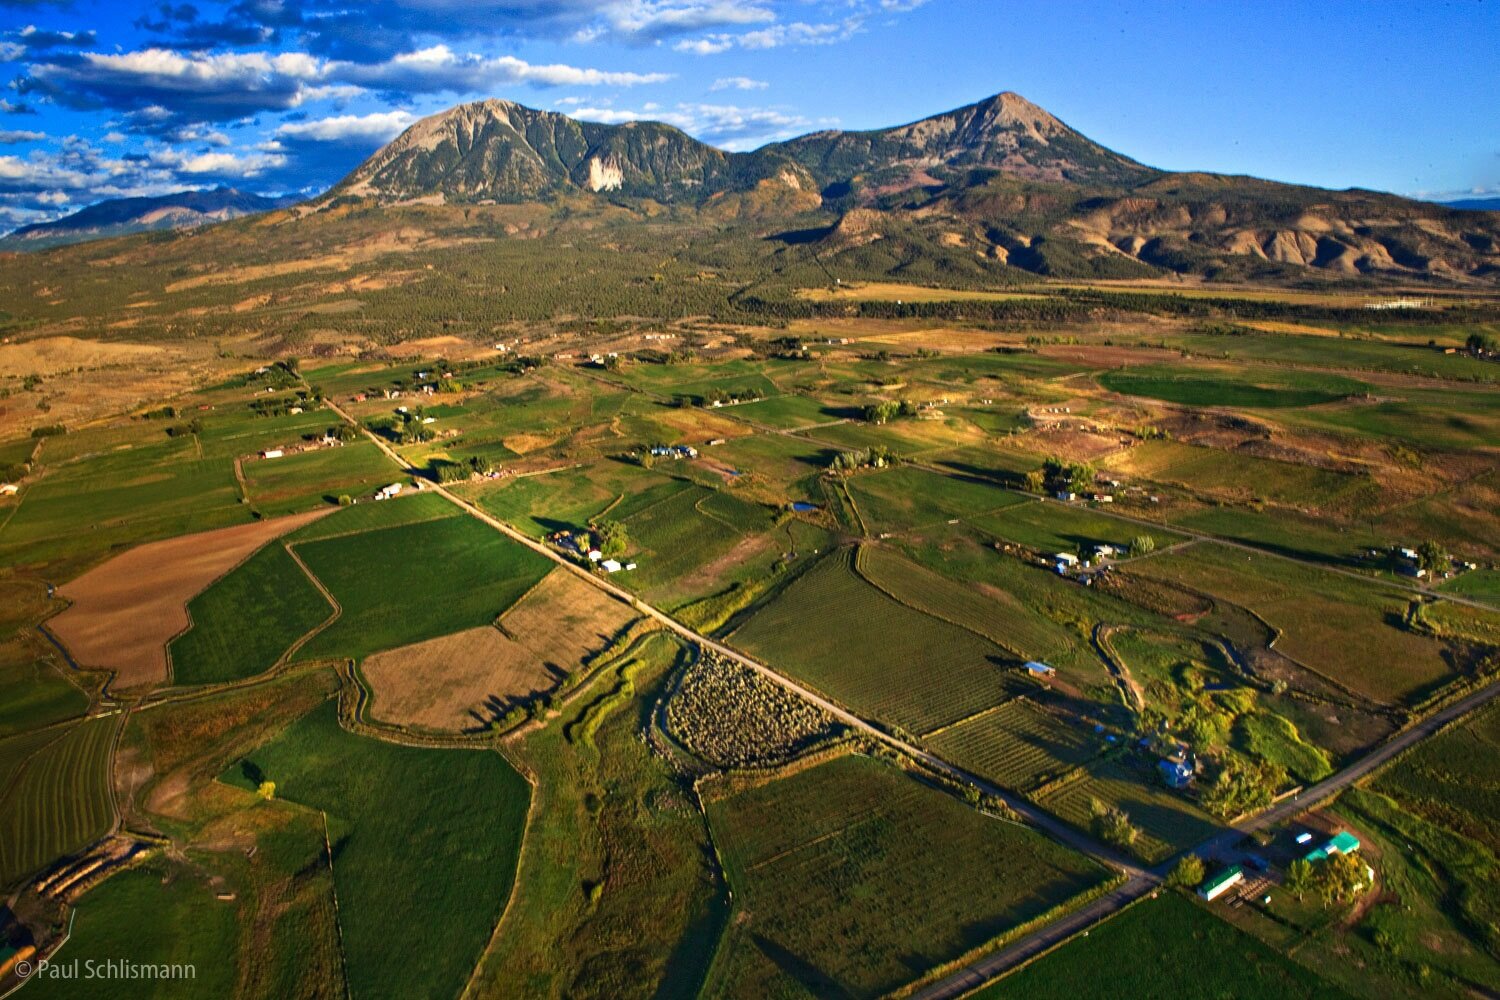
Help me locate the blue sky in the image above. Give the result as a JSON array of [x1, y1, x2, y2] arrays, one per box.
[[0, 0, 1496, 230]]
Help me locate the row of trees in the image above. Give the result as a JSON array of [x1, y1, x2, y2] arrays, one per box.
[[863, 399, 918, 424]]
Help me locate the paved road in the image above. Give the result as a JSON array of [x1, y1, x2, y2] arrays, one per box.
[[910, 876, 1158, 1000]]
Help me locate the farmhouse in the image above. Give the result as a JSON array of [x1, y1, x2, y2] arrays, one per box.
[[1159, 756, 1196, 789], [374, 483, 404, 501], [601, 559, 623, 573], [1199, 865, 1244, 901]]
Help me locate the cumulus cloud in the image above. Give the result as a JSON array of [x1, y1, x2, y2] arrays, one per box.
[[326, 45, 671, 93], [273, 109, 417, 144], [20, 45, 669, 133], [0, 129, 46, 142]]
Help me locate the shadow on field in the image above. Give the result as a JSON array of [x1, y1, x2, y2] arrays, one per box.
[[752, 934, 856, 999]]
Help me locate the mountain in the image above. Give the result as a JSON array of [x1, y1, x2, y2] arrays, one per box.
[[1444, 197, 1500, 212], [330, 98, 813, 204], [0, 187, 299, 250], [770, 91, 1159, 194], [320, 92, 1500, 283]]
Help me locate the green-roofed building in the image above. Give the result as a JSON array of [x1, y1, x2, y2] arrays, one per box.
[[1304, 830, 1361, 863]]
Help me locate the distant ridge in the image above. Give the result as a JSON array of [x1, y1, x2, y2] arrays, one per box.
[[1, 186, 299, 250]]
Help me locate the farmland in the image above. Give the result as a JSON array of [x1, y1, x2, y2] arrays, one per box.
[[0, 248, 1497, 1000], [703, 753, 1110, 997], [0, 715, 118, 888], [168, 541, 333, 685], [224, 699, 529, 1000], [731, 548, 1021, 735], [360, 567, 638, 730], [977, 891, 1349, 999], [292, 512, 552, 662], [1128, 542, 1471, 704]]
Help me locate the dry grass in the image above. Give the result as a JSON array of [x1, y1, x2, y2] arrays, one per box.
[[796, 281, 1044, 303], [361, 568, 638, 730], [49, 507, 331, 689]]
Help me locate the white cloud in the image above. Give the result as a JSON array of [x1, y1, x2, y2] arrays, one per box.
[[675, 18, 857, 54], [0, 130, 45, 143], [275, 110, 418, 144], [327, 46, 672, 92], [571, 100, 813, 148], [711, 76, 768, 91]]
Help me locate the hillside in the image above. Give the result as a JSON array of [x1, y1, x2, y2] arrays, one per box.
[[0, 187, 299, 250]]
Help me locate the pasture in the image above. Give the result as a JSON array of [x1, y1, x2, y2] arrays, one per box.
[[292, 513, 551, 662], [855, 544, 1074, 663], [726, 393, 841, 429], [845, 465, 1028, 532], [1129, 542, 1467, 705], [1098, 364, 1367, 408], [1111, 439, 1378, 512], [977, 891, 1347, 999], [0, 638, 88, 737], [168, 540, 333, 686], [48, 508, 330, 689], [975, 499, 1181, 554], [0, 714, 118, 888], [1371, 700, 1500, 856], [704, 753, 1108, 998], [224, 700, 529, 1000], [283, 490, 457, 542], [731, 548, 1020, 735], [241, 441, 394, 515], [24, 860, 240, 1000]]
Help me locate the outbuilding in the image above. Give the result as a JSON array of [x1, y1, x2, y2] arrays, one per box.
[[1024, 661, 1056, 678], [1199, 865, 1244, 902]]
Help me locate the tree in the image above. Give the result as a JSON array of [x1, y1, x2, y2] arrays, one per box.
[[1166, 854, 1205, 888], [1284, 858, 1314, 899], [592, 519, 629, 558], [1130, 534, 1156, 557], [1417, 540, 1449, 575], [1089, 797, 1139, 848], [1466, 332, 1497, 355], [1315, 852, 1368, 906], [257, 780, 276, 800], [1023, 469, 1046, 494]]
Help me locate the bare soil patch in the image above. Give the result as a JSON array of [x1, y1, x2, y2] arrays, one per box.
[[49, 507, 331, 689], [361, 568, 638, 731]]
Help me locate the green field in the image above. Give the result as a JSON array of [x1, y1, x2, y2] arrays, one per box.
[[241, 441, 395, 516], [927, 697, 1103, 791], [855, 544, 1074, 663], [704, 753, 1108, 998], [1098, 364, 1368, 408], [731, 548, 1020, 734], [168, 541, 333, 685], [283, 490, 457, 542], [0, 642, 88, 737], [224, 700, 529, 1000], [468, 632, 727, 999], [24, 860, 241, 1000], [975, 499, 1182, 554], [1440, 569, 1500, 604], [976, 891, 1349, 999], [846, 465, 1028, 531], [293, 513, 551, 662], [729, 393, 841, 429], [1039, 756, 1221, 863], [0, 714, 118, 887]]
